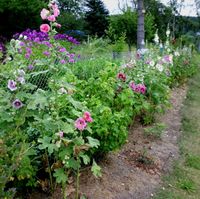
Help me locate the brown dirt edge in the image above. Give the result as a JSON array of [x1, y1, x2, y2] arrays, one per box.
[[30, 86, 187, 199]]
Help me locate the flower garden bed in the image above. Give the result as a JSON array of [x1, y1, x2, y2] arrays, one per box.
[[0, 1, 197, 198]]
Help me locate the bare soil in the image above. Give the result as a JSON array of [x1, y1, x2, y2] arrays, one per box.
[[29, 86, 187, 199]]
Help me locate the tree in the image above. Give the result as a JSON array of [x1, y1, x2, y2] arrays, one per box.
[[108, 7, 155, 51], [85, 0, 109, 37], [58, 0, 84, 15], [137, 0, 145, 49], [0, 0, 47, 38]]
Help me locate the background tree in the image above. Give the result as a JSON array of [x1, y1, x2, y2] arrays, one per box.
[[137, 0, 145, 49], [84, 0, 109, 37], [108, 7, 155, 51], [0, 0, 47, 38]]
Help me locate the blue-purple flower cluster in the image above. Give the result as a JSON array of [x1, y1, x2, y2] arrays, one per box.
[[13, 29, 80, 45]]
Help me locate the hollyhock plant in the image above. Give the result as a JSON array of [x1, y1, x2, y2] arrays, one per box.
[[83, 111, 93, 123], [8, 80, 17, 91], [75, 117, 87, 131], [40, 24, 51, 33], [12, 99, 23, 109]]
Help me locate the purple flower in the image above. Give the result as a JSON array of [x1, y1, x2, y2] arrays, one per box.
[[43, 51, 50, 56], [60, 59, 66, 64], [25, 53, 30, 59], [59, 47, 66, 52], [8, 80, 17, 91], [69, 59, 75, 63], [27, 65, 34, 70], [12, 99, 23, 109]]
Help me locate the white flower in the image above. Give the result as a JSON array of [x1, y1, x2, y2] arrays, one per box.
[[174, 51, 180, 56], [24, 36, 27, 40], [149, 60, 155, 67], [156, 64, 164, 72]]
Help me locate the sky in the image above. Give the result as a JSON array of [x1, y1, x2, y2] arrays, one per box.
[[102, 0, 197, 17]]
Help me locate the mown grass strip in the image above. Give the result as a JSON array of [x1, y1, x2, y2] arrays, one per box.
[[154, 54, 200, 199]]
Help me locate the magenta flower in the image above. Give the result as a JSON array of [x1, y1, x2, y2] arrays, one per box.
[[137, 84, 147, 94], [75, 117, 87, 131], [8, 80, 17, 91], [117, 72, 126, 81], [40, 24, 51, 33], [12, 99, 23, 109], [83, 111, 93, 123], [129, 81, 136, 91]]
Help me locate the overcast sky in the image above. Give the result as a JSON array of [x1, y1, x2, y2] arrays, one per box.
[[102, 0, 197, 17]]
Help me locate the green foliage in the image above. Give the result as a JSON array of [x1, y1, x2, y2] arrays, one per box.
[[108, 8, 155, 50], [185, 155, 200, 170], [0, 0, 47, 38]]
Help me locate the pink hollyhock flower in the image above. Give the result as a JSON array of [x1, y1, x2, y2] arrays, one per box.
[[117, 72, 126, 81], [83, 111, 93, 123], [53, 8, 60, 17], [40, 8, 50, 20], [8, 80, 17, 91], [40, 24, 51, 33], [75, 117, 87, 131], [47, 15, 56, 22]]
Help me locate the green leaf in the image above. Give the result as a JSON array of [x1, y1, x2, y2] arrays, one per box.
[[53, 168, 68, 184], [38, 136, 57, 155], [87, 136, 100, 148], [80, 154, 90, 165], [91, 160, 102, 178]]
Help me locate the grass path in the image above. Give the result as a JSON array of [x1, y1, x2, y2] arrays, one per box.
[[154, 56, 200, 199]]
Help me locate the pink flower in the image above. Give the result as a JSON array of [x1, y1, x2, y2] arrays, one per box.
[[59, 131, 64, 138], [55, 23, 61, 28], [53, 8, 60, 17], [40, 8, 50, 20], [129, 81, 136, 91], [138, 84, 147, 94], [40, 24, 51, 33], [83, 111, 93, 123], [117, 72, 126, 81], [75, 117, 87, 131], [47, 15, 56, 22], [12, 99, 23, 109]]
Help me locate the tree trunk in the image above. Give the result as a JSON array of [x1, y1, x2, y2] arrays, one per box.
[[137, 0, 145, 49]]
